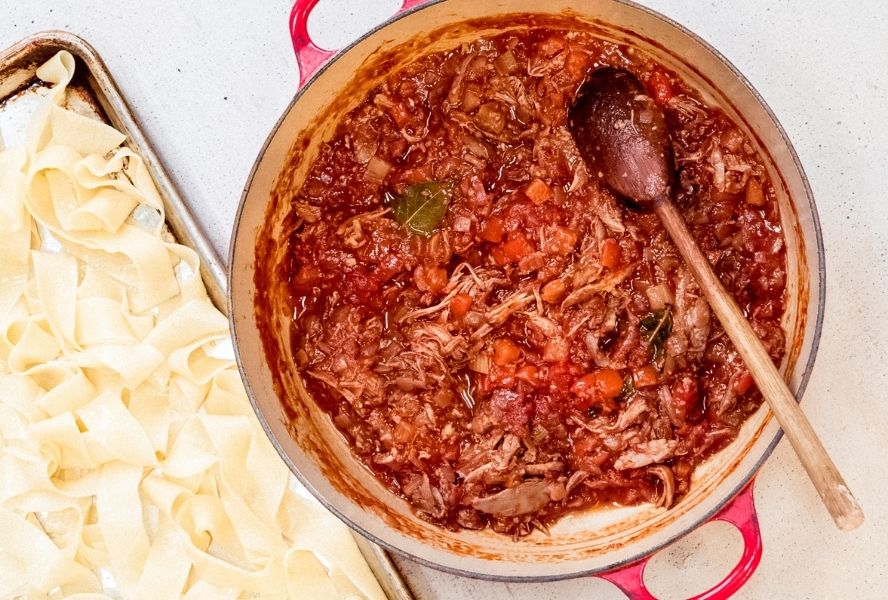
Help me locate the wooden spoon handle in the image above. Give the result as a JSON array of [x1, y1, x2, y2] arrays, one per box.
[[654, 197, 864, 531]]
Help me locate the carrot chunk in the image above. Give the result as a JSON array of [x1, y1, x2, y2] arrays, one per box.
[[493, 338, 522, 365], [572, 368, 624, 400], [548, 226, 578, 255], [450, 293, 473, 318], [600, 238, 622, 269], [541, 279, 567, 303], [502, 233, 535, 262], [524, 178, 552, 204], [648, 70, 673, 105], [480, 216, 505, 243], [734, 372, 754, 395], [633, 365, 659, 388]]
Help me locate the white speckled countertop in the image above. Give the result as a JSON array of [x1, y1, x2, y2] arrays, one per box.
[[3, 1, 886, 598]]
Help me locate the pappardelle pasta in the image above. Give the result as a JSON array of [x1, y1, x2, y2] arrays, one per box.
[[0, 51, 384, 600]]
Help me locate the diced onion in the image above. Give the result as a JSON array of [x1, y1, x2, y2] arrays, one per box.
[[745, 178, 765, 207], [453, 216, 472, 232], [475, 102, 505, 134], [461, 133, 489, 159], [364, 155, 392, 184], [470, 353, 491, 374], [646, 283, 674, 310], [462, 87, 481, 112], [709, 145, 726, 191], [495, 50, 520, 75], [354, 137, 378, 163]]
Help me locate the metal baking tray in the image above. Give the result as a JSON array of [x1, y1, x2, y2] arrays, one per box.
[[0, 30, 413, 600]]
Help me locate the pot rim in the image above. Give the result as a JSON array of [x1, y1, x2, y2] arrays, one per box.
[[228, 0, 826, 581]]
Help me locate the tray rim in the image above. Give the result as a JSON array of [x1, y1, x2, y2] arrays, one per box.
[[0, 29, 414, 600]]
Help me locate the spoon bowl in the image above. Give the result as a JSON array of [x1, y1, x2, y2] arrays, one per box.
[[569, 67, 672, 207]]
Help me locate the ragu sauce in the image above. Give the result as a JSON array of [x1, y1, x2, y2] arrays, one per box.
[[279, 27, 785, 537]]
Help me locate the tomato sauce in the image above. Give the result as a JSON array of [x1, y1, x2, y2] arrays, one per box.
[[280, 28, 785, 536]]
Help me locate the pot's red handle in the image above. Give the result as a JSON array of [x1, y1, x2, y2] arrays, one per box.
[[289, 0, 430, 87], [598, 481, 763, 600]]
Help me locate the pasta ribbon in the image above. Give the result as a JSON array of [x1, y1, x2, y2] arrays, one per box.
[[0, 51, 384, 600]]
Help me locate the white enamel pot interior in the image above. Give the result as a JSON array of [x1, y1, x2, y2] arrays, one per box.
[[229, 0, 825, 581]]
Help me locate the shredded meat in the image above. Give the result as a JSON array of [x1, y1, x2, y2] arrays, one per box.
[[648, 465, 676, 508], [614, 439, 679, 470], [472, 479, 552, 517]]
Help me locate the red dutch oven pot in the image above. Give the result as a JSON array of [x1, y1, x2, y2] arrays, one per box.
[[228, 1, 826, 597]]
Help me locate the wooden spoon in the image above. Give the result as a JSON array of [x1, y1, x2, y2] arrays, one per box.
[[569, 67, 863, 531]]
